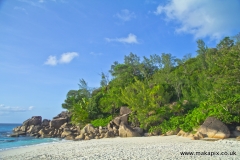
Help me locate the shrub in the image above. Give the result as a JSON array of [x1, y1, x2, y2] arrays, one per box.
[[91, 115, 112, 127], [180, 102, 239, 132], [159, 116, 184, 134]]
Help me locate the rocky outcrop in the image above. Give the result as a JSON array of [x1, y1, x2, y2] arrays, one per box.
[[165, 128, 180, 136], [11, 116, 43, 137], [230, 126, 240, 137], [177, 130, 194, 138], [23, 116, 42, 126], [197, 117, 230, 139], [42, 119, 50, 126], [113, 114, 129, 126], [27, 125, 42, 134], [10, 131, 26, 137], [50, 118, 67, 129], [232, 130, 240, 137], [237, 136, 240, 141], [120, 106, 131, 115], [53, 111, 70, 122], [11, 111, 71, 138], [80, 124, 95, 135], [177, 117, 231, 140], [119, 122, 141, 137], [236, 126, 240, 131], [11, 107, 147, 140]]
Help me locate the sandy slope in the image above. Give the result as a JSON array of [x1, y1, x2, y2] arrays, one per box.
[[0, 136, 239, 160]]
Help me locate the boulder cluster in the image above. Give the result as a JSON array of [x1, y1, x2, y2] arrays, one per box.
[[11, 107, 142, 140], [11, 109, 240, 141], [11, 112, 72, 138]]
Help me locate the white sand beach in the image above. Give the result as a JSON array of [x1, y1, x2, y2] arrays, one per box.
[[0, 136, 239, 160]]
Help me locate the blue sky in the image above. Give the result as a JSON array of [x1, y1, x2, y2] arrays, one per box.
[[1, 0, 240, 123]]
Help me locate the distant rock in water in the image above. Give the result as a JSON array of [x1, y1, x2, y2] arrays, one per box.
[[22, 116, 42, 127], [11, 111, 71, 138]]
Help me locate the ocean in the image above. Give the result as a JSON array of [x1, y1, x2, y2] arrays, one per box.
[[0, 123, 62, 151]]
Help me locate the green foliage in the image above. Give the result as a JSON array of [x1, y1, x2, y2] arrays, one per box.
[[63, 34, 240, 134], [180, 102, 239, 132], [121, 78, 171, 130], [91, 115, 112, 127], [70, 97, 90, 125], [99, 86, 123, 116], [158, 116, 184, 134]]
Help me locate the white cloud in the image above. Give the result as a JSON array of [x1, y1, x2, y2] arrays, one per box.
[[106, 33, 139, 44], [39, 0, 44, 3], [44, 52, 78, 66], [59, 52, 78, 64], [44, 55, 57, 66], [28, 106, 34, 110], [115, 9, 136, 21], [0, 104, 34, 115], [155, 0, 240, 40]]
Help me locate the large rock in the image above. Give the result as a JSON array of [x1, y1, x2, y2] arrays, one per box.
[[99, 127, 108, 134], [120, 106, 131, 116], [177, 130, 191, 137], [232, 130, 240, 137], [197, 117, 230, 139], [22, 119, 30, 126], [23, 116, 42, 126], [133, 127, 144, 136], [166, 128, 180, 136], [42, 119, 50, 126], [65, 135, 75, 140], [13, 126, 21, 132], [61, 130, 72, 138], [104, 131, 114, 138], [75, 134, 85, 140], [20, 125, 27, 132], [80, 124, 95, 135], [38, 128, 53, 135], [10, 131, 26, 137], [236, 126, 240, 132], [119, 122, 141, 137], [53, 111, 70, 120], [237, 136, 240, 141], [113, 114, 129, 126], [107, 122, 114, 131], [50, 118, 67, 129], [27, 125, 42, 134]]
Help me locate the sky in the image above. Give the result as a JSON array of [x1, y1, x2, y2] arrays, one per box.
[[0, 0, 240, 123]]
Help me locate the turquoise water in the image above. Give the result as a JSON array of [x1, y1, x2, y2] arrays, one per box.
[[0, 123, 62, 150]]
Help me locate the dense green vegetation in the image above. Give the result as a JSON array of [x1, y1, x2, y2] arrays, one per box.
[[62, 35, 240, 133]]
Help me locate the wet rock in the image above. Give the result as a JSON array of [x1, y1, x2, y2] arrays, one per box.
[[10, 133, 19, 137]]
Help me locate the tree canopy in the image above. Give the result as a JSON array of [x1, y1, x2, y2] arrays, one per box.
[[62, 34, 240, 132]]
